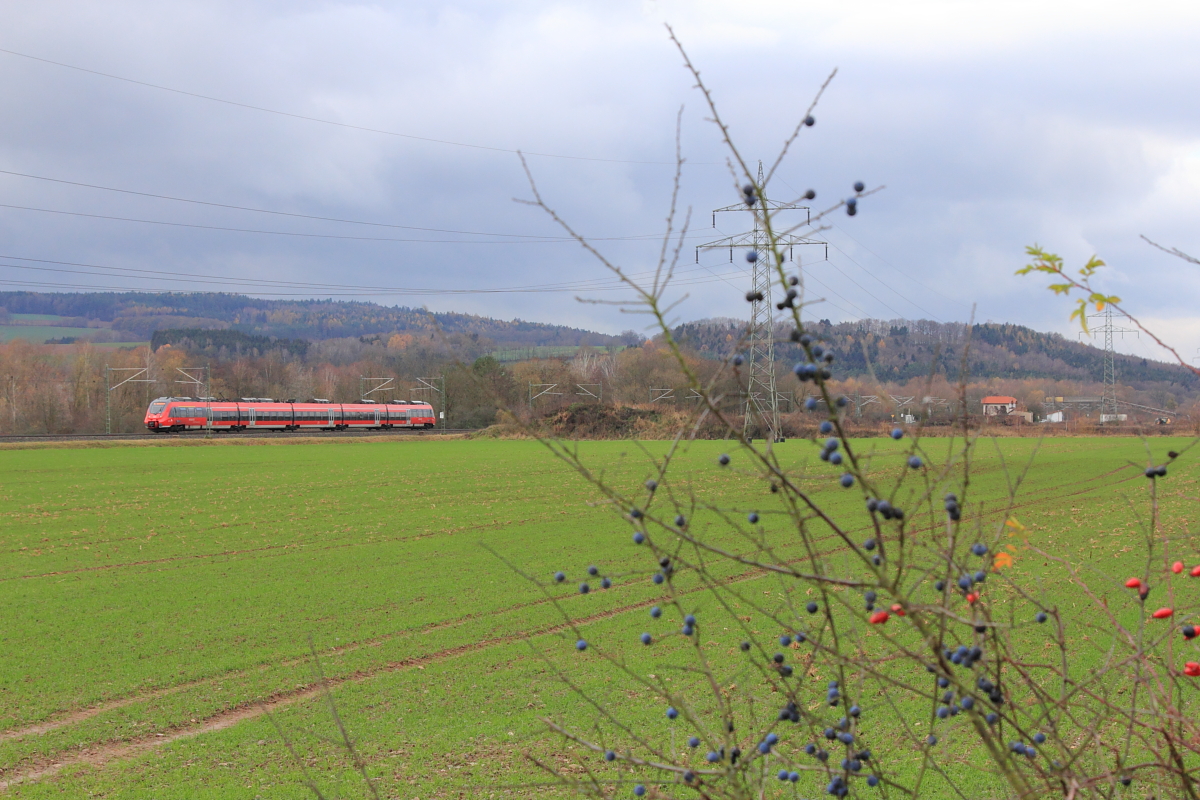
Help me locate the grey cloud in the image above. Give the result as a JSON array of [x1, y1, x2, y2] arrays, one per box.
[[0, 1, 1195, 361]]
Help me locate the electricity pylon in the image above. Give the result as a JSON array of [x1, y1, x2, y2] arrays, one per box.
[[696, 163, 825, 443], [1081, 305, 1137, 422]]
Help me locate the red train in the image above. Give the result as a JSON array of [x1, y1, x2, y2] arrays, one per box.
[[144, 397, 437, 432]]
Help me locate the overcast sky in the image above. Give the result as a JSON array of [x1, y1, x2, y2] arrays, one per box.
[[0, 1, 1196, 361]]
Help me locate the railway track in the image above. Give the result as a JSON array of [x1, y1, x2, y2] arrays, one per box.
[[0, 428, 474, 443]]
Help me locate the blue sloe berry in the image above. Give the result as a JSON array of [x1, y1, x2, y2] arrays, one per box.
[[718, 454, 730, 466], [804, 115, 815, 126], [640, 633, 652, 645], [674, 514, 686, 527], [604, 750, 615, 761], [733, 354, 744, 366], [961, 696, 974, 709], [805, 397, 818, 411], [748, 512, 759, 523], [688, 736, 700, 748], [588, 565, 599, 576], [850, 704, 861, 717], [805, 743, 817, 755], [927, 735, 938, 746], [854, 181, 865, 192], [746, 250, 758, 263], [841, 473, 855, 488], [825, 437, 840, 450], [778, 769, 789, 781], [706, 751, 719, 762], [908, 456, 922, 469], [1036, 612, 1048, 623], [682, 624, 694, 636], [575, 639, 587, 651], [601, 577, 611, 589], [891, 428, 903, 440], [652, 573, 664, 585], [971, 543, 987, 556], [633, 532, 645, 544], [579, 583, 590, 594], [864, 538, 876, 550], [807, 601, 819, 614], [650, 606, 662, 618], [820, 421, 834, 434], [780, 634, 792, 646], [986, 713, 998, 724], [789, 771, 799, 782], [1033, 732, 1046, 744], [666, 706, 678, 719], [868, 775, 879, 787], [830, 451, 843, 465], [634, 786, 646, 797], [935, 580, 945, 591], [685, 614, 696, 626], [554, 571, 565, 583]]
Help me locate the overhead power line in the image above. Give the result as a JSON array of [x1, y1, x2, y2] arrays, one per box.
[[0, 167, 669, 241], [0, 201, 658, 244], [0, 251, 752, 297], [0, 46, 684, 166]]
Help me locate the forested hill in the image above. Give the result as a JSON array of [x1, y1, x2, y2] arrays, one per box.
[[0, 291, 633, 347], [672, 317, 1197, 391]]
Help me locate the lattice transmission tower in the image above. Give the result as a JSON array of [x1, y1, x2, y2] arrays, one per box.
[[696, 163, 826, 443], [1082, 305, 1137, 422]]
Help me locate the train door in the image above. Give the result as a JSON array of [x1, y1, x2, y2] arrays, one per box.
[[328, 407, 335, 427], [248, 408, 257, 427], [205, 407, 213, 431], [374, 409, 381, 427]]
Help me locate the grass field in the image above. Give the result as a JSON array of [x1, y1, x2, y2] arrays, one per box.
[[0, 435, 1194, 798]]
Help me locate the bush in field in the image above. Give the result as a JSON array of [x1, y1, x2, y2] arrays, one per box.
[[512, 29, 1200, 800]]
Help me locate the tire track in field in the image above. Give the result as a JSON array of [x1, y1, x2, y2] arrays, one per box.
[[1, 460, 1143, 744], [0, 587, 711, 791]]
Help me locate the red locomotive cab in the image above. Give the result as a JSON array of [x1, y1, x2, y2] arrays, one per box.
[[144, 398, 170, 430]]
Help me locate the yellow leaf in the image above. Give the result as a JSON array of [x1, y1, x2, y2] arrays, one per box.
[[993, 552, 1014, 570], [1095, 301, 1105, 311], [1005, 517, 1026, 532]]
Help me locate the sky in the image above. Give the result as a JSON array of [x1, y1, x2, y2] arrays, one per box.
[[0, 1, 1196, 362]]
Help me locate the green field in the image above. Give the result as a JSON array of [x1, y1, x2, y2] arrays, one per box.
[[0, 436, 1193, 798]]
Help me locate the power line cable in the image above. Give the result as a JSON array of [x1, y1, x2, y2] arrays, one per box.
[[0, 167, 674, 241], [0, 251, 751, 296], [0, 201, 629, 244], [825, 242, 943, 322], [828, 223, 963, 307], [0, 47, 686, 166]]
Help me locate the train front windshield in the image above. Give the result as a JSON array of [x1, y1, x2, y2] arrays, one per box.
[[149, 402, 166, 414]]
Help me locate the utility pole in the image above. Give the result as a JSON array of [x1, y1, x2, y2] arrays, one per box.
[[1081, 306, 1137, 423], [106, 366, 154, 435], [416, 376, 445, 430], [696, 162, 826, 444], [175, 367, 210, 433]]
